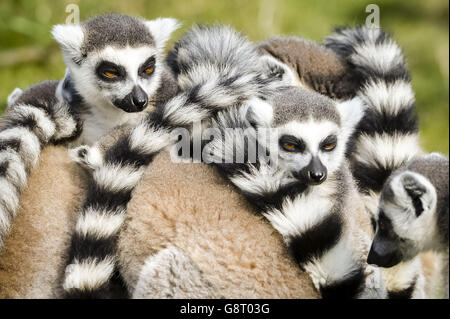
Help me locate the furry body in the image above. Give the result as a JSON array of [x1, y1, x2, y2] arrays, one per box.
[[0, 80, 81, 248]]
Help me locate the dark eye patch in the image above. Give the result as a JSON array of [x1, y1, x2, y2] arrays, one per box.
[[279, 135, 305, 153], [96, 61, 126, 82], [139, 56, 156, 77]]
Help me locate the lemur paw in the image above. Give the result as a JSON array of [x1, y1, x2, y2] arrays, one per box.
[[69, 145, 103, 170]]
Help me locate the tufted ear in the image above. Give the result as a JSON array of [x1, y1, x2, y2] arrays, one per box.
[[399, 172, 437, 217], [336, 97, 366, 142], [242, 97, 274, 128], [145, 18, 180, 50], [388, 171, 437, 218], [52, 24, 85, 65], [258, 55, 298, 86]]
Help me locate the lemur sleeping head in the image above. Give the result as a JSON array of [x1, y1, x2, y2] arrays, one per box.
[[243, 86, 365, 185], [368, 153, 449, 268], [52, 14, 179, 114]]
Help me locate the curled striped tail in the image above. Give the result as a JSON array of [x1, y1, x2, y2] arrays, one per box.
[[325, 26, 425, 299], [0, 80, 82, 248], [324, 26, 421, 194], [63, 25, 286, 298]]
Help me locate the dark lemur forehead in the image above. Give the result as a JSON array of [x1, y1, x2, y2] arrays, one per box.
[[270, 86, 341, 126], [81, 14, 155, 53]]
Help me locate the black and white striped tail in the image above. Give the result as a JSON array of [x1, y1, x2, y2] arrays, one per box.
[[324, 26, 424, 299], [324, 26, 421, 194], [63, 25, 287, 298], [0, 80, 81, 249]]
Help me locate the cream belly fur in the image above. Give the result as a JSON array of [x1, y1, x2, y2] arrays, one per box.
[[0, 146, 85, 298]]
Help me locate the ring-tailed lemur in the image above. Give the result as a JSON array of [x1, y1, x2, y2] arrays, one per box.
[[368, 153, 449, 298], [51, 13, 180, 146], [62, 25, 288, 298], [324, 26, 427, 298], [203, 87, 386, 298], [0, 13, 180, 252], [0, 80, 82, 248]]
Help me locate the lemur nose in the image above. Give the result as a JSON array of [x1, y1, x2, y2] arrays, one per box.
[[308, 171, 326, 184], [131, 86, 148, 109]]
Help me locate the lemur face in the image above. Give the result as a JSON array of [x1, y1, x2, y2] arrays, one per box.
[[52, 14, 179, 113], [246, 87, 365, 186], [274, 119, 341, 185], [368, 171, 438, 268], [71, 45, 159, 113]]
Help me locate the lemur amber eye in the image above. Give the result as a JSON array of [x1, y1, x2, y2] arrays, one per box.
[[104, 71, 117, 78], [322, 143, 336, 151], [283, 143, 296, 151], [145, 67, 154, 74]]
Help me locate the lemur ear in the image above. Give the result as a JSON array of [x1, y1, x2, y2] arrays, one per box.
[[242, 97, 274, 128], [52, 24, 85, 64], [336, 97, 366, 140], [258, 55, 298, 86], [391, 171, 437, 217], [7, 88, 23, 107], [145, 18, 180, 50]]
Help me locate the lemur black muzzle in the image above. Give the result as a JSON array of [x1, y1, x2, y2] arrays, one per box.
[[295, 156, 327, 185], [113, 85, 148, 113], [367, 235, 403, 268]]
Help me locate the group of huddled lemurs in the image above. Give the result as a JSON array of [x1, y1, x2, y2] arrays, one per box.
[[0, 13, 448, 299]]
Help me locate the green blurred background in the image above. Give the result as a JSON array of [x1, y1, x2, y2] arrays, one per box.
[[0, 0, 448, 154]]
